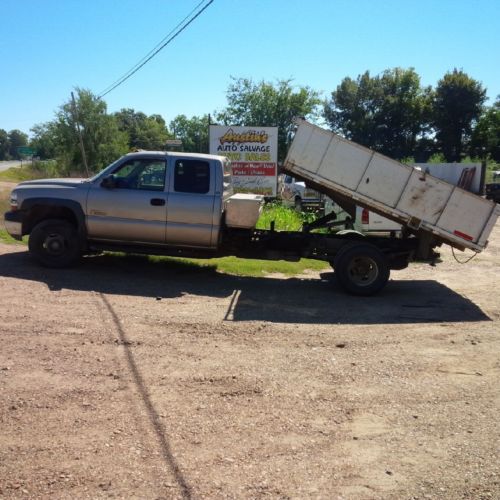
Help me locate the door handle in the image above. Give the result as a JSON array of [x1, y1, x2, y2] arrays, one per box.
[[150, 198, 166, 206]]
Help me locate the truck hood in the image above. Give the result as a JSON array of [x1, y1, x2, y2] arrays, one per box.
[[17, 178, 89, 188]]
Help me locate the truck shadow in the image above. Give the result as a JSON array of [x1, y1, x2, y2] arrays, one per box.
[[0, 248, 490, 324]]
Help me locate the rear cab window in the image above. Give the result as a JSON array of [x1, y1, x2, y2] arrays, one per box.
[[174, 159, 210, 194]]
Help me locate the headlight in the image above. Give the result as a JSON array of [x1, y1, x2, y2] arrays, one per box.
[[10, 192, 18, 211]]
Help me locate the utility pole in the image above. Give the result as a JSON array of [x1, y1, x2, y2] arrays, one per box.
[[70, 92, 90, 177]]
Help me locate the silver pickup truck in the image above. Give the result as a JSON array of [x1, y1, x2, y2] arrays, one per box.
[[5, 152, 234, 261], [5, 144, 486, 296]]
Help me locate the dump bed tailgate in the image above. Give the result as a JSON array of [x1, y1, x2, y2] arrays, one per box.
[[284, 119, 500, 252]]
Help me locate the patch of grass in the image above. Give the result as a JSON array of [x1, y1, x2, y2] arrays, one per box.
[[101, 252, 327, 277], [256, 201, 331, 234], [165, 255, 327, 277], [256, 201, 304, 231], [0, 166, 42, 182], [0, 228, 25, 245], [0, 160, 74, 183]]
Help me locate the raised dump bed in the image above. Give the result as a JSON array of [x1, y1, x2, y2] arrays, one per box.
[[284, 119, 500, 252]]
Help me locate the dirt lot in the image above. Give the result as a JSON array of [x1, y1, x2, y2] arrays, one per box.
[[0, 208, 499, 499]]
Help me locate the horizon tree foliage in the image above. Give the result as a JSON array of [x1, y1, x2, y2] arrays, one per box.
[[56, 88, 129, 173], [31, 88, 129, 174], [432, 69, 487, 162], [114, 108, 170, 151], [217, 77, 321, 161], [470, 96, 500, 162], [8, 130, 29, 159], [0, 129, 10, 160], [30, 122, 58, 160], [324, 68, 431, 160], [10, 72, 499, 174], [0, 129, 29, 160], [169, 114, 210, 153]]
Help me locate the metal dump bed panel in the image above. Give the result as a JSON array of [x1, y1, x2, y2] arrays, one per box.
[[284, 120, 500, 252]]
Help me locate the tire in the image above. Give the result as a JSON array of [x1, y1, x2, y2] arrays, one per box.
[[334, 244, 390, 296], [329, 232, 365, 271], [28, 219, 81, 268]]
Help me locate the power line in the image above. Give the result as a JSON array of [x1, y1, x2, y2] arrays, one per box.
[[99, 0, 214, 98], [99, 0, 209, 97]]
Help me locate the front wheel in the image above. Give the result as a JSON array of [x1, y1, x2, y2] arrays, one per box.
[[334, 244, 390, 296], [28, 219, 81, 268]]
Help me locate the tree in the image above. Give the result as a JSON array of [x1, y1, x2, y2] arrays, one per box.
[[0, 129, 9, 160], [432, 69, 486, 162], [114, 109, 170, 150], [324, 68, 431, 160], [470, 97, 500, 162], [53, 88, 129, 174], [217, 77, 321, 161], [8, 129, 29, 159], [30, 122, 58, 159], [169, 114, 210, 153]]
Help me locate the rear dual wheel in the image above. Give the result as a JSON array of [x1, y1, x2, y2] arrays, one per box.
[[333, 244, 390, 296]]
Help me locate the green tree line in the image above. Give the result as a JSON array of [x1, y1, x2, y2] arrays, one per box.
[[0, 129, 29, 161], [1, 68, 499, 174]]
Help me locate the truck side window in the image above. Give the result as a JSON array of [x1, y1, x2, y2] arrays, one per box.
[[112, 159, 166, 191], [174, 160, 210, 194]]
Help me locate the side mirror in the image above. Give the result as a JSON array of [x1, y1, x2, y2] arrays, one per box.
[[101, 175, 117, 189]]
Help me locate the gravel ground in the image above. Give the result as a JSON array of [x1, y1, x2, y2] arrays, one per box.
[[0, 216, 499, 499]]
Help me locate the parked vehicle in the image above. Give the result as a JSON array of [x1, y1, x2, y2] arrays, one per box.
[[280, 174, 325, 212], [4, 123, 500, 296], [355, 206, 402, 235], [485, 183, 500, 203]]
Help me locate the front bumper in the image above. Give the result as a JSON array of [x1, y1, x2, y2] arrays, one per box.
[[3, 211, 23, 240]]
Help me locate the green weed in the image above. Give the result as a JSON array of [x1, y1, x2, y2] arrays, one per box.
[[256, 201, 303, 231]]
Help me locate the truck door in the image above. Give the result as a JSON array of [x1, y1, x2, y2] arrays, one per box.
[[165, 157, 217, 248], [86, 157, 168, 243]]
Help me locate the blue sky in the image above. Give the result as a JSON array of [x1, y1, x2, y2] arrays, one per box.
[[1, 0, 499, 135]]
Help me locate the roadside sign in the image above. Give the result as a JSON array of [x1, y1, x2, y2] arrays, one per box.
[[165, 139, 182, 146], [17, 146, 36, 156], [209, 125, 278, 196]]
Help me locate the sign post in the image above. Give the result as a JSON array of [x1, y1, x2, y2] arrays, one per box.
[[209, 125, 278, 196]]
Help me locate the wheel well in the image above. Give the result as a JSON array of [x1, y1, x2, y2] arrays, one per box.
[[24, 205, 79, 234]]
